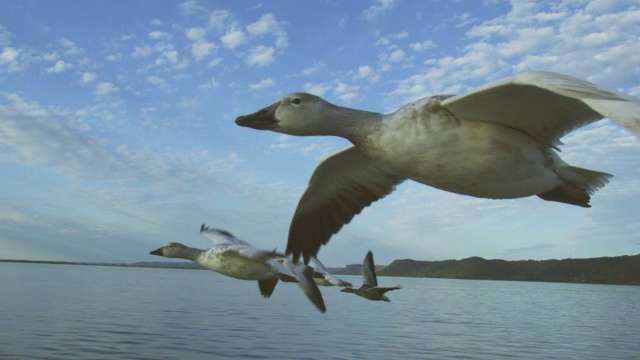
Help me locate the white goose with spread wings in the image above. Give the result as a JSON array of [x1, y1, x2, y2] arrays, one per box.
[[235, 71, 640, 263], [149, 224, 326, 313]]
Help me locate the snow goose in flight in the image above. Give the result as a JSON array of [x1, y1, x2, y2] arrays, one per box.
[[149, 224, 326, 313], [235, 71, 640, 263], [340, 251, 400, 302]]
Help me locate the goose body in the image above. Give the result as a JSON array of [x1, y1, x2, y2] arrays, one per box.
[[361, 96, 565, 199], [235, 71, 640, 263], [340, 251, 400, 302], [149, 224, 327, 313]]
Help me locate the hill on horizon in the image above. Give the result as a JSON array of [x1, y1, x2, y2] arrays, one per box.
[[3, 253, 639, 286], [375, 254, 640, 285]]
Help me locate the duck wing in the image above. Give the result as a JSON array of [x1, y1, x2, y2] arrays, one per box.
[[361, 251, 378, 288], [375, 285, 401, 294], [441, 71, 640, 147], [258, 278, 279, 298], [286, 146, 405, 263]]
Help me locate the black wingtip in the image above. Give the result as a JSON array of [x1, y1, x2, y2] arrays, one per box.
[[200, 223, 207, 233], [285, 250, 313, 265], [285, 244, 301, 264], [286, 236, 321, 265]]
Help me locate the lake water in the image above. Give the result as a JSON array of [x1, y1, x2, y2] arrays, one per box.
[[1, 262, 639, 359]]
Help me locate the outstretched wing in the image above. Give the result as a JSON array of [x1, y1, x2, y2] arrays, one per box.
[[441, 71, 640, 147], [200, 224, 253, 246], [361, 251, 378, 288], [286, 146, 405, 263]]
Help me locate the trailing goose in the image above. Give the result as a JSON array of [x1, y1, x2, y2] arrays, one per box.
[[149, 224, 326, 313], [340, 251, 400, 302], [235, 71, 640, 263]]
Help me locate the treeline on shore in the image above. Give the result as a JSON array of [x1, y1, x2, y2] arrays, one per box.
[[4, 253, 639, 285], [335, 254, 640, 285]]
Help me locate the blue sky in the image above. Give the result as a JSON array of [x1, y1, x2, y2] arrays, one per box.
[[1, 0, 640, 266]]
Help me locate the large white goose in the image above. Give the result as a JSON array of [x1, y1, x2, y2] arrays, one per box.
[[149, 224, 328, 312], [235, 71, 640, 263]]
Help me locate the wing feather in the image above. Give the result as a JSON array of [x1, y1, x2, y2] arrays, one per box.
[[441, 71, 640, 146], [286, 146, 405, 263]]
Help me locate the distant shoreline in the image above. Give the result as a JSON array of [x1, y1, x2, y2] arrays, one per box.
[[0, 259, 205, 270], [3, 253, 639, 286]]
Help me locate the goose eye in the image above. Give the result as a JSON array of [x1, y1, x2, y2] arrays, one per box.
[[291, 98, 301, 105]]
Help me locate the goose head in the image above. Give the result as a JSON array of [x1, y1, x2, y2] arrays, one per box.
[[149, 242, 188, 258], [235, 93, 378, 137]]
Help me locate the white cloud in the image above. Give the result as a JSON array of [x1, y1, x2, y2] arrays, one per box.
[[301, 61, 324, 76], [0, 46, 19, 62], [43, 51, 59, 62], [191, 41, 216, 61], [0, 92, 287, 263], [410, 40, 435, 52], [185, 27, 215, 61], [206, 57, 222, 68], [585, 0, 620, 13], [185, 27, 206, 42], [0, 46, 21, 72], [132, 45, 153, 58], [386, 2, 640, 106], [269, 135, 298, 150], [375, 31, 408, 47], [177, 97, 199, 110], [106, 53, 123, 62], [149, 42, 181, 69], [362, 0, 398, 21], [94, 82, 118, 97], [246, 14, 288, 49], [59, 38, 81, 56], [147, 75, 167, 88], [0, 27, 11, 47], [249, 78, 276, 90], [209, 10, 231, 30], [304, 82, 330, 97], [334, 82, 361, 103], [352, 65, 381, 83], [246, 13, 278, 34], [388, 49, 405, 62], [245, 45, 275, 66], [197, 77, 219, 89], [45, 60, 73, 74], [0, 93, 118, 176], [179, 0, 204, 16], [155, 49, 179, 65], [80, 72, 96, 84], [149, 31, 172, 40], [221, 28, 246, 49]]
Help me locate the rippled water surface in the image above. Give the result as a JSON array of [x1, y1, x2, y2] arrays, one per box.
[[2, 262, 639, 359]]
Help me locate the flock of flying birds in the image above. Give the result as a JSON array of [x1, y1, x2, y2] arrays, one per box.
[[150, 225, 399, 313], [150, 71, 640, 312]]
